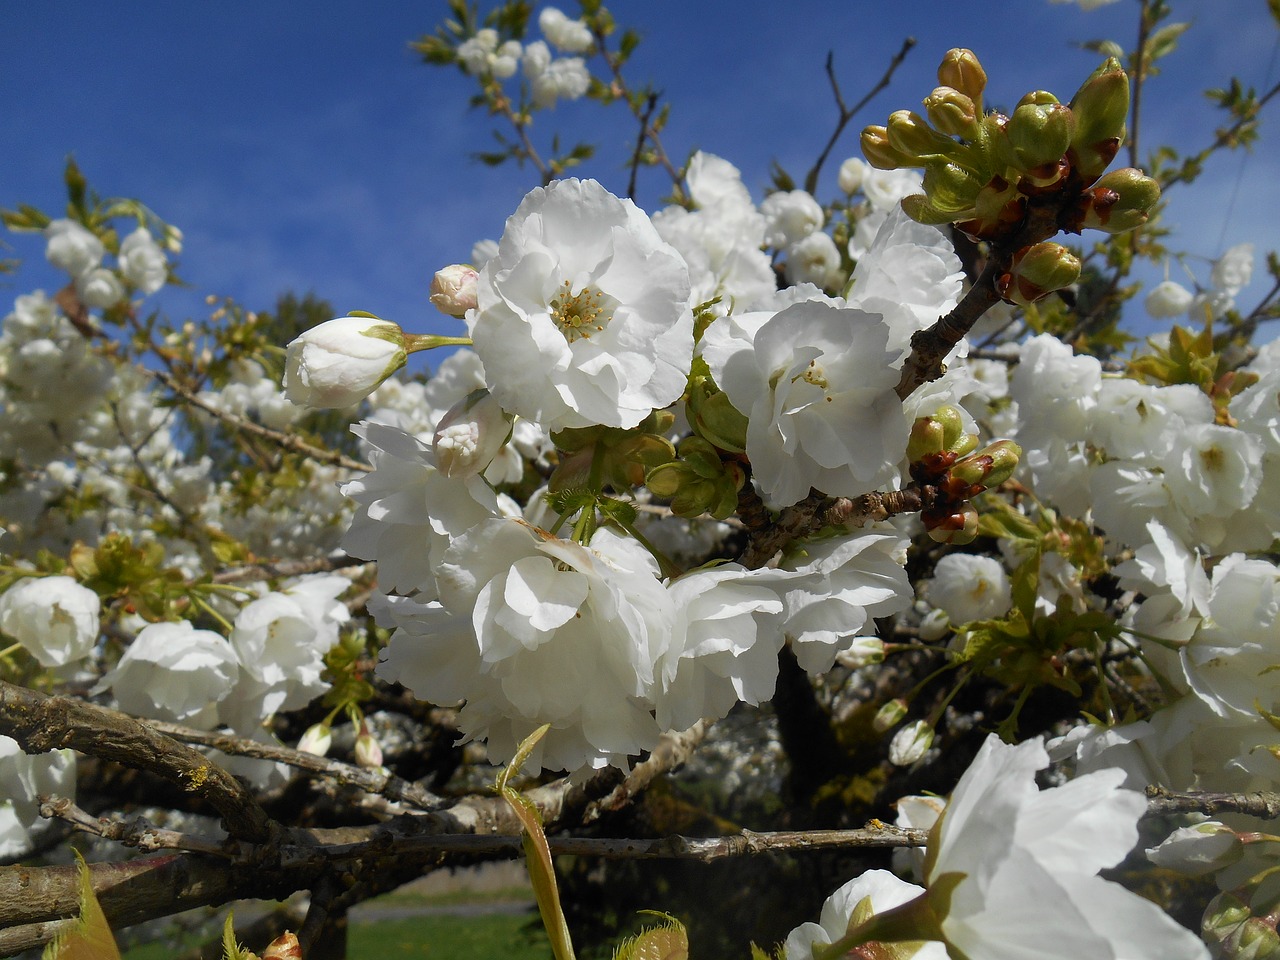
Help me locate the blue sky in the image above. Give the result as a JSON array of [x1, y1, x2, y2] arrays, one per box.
[[4, 1, 1278, 350]]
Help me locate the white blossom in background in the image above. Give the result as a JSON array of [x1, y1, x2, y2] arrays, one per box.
[[837, 156, 869, 195], [470, 178, 693, 432], [76, 267, 125, 309], [228, 574, 350, 717], [538, 6, 594, 53], [1210, 242, 1255, 296], [702, 300, 907, 508], [783, 870, 946, 960], [117, 227, 168, 294], [0, 736, 76, 859], [925, 735, 1209, 960], [760, 189, 824, 248], [456, 29, 521, 78], [283, 316, 408, 409], [784, 231, 844, 289], [1145, 279, 1194, 317], [44, 218, 104, 277], [98, 620, 238, 727], [924, 553, 1013, 624], [0, 575, 100, 667], [523, 41, 590, 108], [652, 152, 774, 313]]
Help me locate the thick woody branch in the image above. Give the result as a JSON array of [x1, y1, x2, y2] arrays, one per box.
[[0, 680, 274, 845], [1145, 786, 1280, 820]]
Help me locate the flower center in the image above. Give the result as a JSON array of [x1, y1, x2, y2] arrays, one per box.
[[549, 280, 612, 343]]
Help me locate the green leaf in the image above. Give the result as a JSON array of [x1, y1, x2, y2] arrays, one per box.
[[43, 854, 122, 960], [611, 915, 689, 960], [220, 913, 258, 960], [1146, 22, 1190, 62], [975, 497, 1040, 542], [498, 725, 576, 960]]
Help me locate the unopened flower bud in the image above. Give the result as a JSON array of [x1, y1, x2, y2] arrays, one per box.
[[433, 388, 514, 478], [861, 125, 916, 170], [837, 636, 885, 669], [956, 174, 1026, 242], [907, 416, 947, 462], [889, 720, 935, 766], [937, 48, 987, 110], [886, 110, 957, 162], [874, 698, 909, 733], [1075, 167, 1161, 234], [283, 315, 407, 409], [1001, 97, 1074, 180], [924, 86, 979, 138], [996, 242, 1082, 307], [923, 161, 985, 215], [1068, 58, 1129, 183], [1203, 890, 1280, 960], [429, 264, 479, 318], [355, 721, 383, 769], [688, 383, 749, 453], [926, 503, 980, 545], [297, 723, 332, 757], [951, 439, 1022, 490], [1146, 821, 1243, 877]]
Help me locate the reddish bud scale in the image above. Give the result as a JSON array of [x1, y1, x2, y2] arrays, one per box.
[[909, 450, 959, 485]]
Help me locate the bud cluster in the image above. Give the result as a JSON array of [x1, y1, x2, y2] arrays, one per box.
[[862, 49, 1160, 305], [907, 405, 1022, 545]]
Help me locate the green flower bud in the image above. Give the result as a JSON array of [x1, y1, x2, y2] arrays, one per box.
[[936, 405, 966, 450], [1073, 167, 1161, 234], [937, 48, 987, 110], [1001, 98, 1075, 180], [861, 125, 915, 170], [906, 416, 947, 462], [949, 432, 980, 457], [1202, 889, 1280, 960], [996, 242, 1082, 307], [924, 86, 979, 138], [1068, 58, 1129, 184], [951, 439, 1023, 489], [873, 697, 909, 732], [644, 461, 687, 499], [688, 384, 749, 453], [886, 110, 957, 162]]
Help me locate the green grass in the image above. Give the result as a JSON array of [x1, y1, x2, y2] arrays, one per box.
[[122, 910, 553, 960], [350, 913, 552, 959]]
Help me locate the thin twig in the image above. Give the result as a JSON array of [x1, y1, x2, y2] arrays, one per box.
[[38, 795, 227, 855], [1145, 786, 1280, 820], [803, 38, 916, 196]]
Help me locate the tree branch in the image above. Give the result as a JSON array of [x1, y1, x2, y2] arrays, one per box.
[[0, 680, 275, 845]]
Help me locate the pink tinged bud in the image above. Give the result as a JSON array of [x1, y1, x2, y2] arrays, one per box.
[[873, 698, 909, 732], [889, 720, 934, 766], [263, 932, 303, 960], [996, 242, 1081, 307], [297, 723, 332, 757], [283, 316, 407, 409], [432, 388, 514, 478], [937, 48, 987, 111], [429, 264, 479, 318]]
